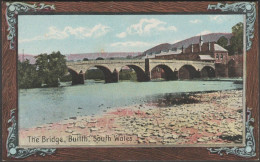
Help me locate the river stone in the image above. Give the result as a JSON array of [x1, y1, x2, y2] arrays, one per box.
[[65, 129, 73, 133], [138, 139, 143, 143], [67, 125, 74, 128], [172, 134, 179, 139], [79, 125, 86, 129], [90, 128, 99, 131], [149, 139, 157, 143], [72, 132, 80, 135]]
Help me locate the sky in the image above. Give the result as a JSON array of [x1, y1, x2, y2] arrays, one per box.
[[18, 14, 244, 55]]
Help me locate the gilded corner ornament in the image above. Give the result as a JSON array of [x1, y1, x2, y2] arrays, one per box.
[[208, 109, 256, 158], [7, 109, 56, 159], [208, 2, 256, 51], [5, 2, 55, 49]]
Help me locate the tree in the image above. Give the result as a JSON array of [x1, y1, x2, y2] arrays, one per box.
[[126, 55, 133, 59], [96, 57, 104, 60], [217, 36, 228, 48], [218, 22, 243, 56], [35, 51, 67, 87], [83, 58, 89, 61], [231, 22, 243, 54], [18, 59, 42, 89]]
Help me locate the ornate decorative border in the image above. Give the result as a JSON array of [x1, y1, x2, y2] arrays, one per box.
[[4, 1, 257, 159], [207, 2, 256, 158], [5, 2, 56, 158], [7, 109, 56, 158], [208, 109, 256, 158], [5, 2, 55, 49], [208, 2, 256, 51]]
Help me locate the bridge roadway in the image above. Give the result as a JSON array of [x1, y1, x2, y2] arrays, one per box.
[[66, 59, 216, 85]]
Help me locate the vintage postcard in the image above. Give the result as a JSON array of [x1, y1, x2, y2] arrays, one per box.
[[17, 14, 245, 147], [2, 1, 258, 161]]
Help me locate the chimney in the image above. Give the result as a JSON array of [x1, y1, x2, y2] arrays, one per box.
[[191, 44, 194, 53]]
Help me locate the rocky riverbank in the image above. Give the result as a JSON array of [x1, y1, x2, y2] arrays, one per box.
[[19, 89, 243, 146]]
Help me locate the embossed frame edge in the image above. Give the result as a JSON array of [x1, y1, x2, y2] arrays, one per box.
[[207, 2, 257, 158], [5, 1, 56, 159], [7, 109, 56, 159], [2, 1, 258, 160]]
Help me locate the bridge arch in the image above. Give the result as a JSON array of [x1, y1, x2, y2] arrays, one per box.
[[151, 64, 178, 80], [68, 68, 85, 85], [120, 65, 149, 82], [85, 65, 118, 83], [178, 64, 200, 79], [200, 66, 216, 78]]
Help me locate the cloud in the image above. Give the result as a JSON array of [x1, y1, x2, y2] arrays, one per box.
[[208, 15, 228, 23], [116, 18, 177, 38], [116, 32, 127, 38], [19, 24, 110, 43], [110, 41, 152, 47], [196, 30, 212, 36], [189, 19, 202, 24]]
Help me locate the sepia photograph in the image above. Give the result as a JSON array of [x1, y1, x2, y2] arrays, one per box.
[[17, 14, 245, 147]]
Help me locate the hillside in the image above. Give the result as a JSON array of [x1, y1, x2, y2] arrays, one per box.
[[18, 52, 143, 64], [143, 33, 233, 56]]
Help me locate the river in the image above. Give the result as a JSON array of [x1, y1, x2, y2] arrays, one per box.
[[18, 79, 243, 129]]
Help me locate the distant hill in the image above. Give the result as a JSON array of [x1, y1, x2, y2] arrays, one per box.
[[18, 54, 37, 64], [143, 33, 233, 56], [66, 52, 142, 61], [18, 52, 143, 64]]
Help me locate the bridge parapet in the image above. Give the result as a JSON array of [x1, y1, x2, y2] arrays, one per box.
[[66, 59, 146, 73], [67, 59, 215, 73]]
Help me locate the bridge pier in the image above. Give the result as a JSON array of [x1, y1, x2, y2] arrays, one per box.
[[165, 71, 178, 80], [143, 59, 151, 81], [71, 71, 85, 85], [105, 70, 119, 83]]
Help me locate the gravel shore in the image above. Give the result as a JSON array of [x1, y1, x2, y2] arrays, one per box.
[[19, 89, 243, 146]]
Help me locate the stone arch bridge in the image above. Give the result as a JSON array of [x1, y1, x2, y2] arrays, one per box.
[[66, 59, 216, 85]]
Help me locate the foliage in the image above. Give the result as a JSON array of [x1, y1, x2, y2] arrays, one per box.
[[85, 69, 137, 81], [83, 58, 89, 61], [126, 55, 133, 59], [18, 59, 42, 89], [230, 22, 243, 54], [218, 22, 243, 55], [35, 51, 67, 87], [60, 73, 72, 82], [119, 70, 137, 81], [85, 69, 105, 80], [217, 36, 228, 48], [96, 57, 104, 60]]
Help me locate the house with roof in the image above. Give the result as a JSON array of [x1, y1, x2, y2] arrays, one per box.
[[154, 35, 229, 65]]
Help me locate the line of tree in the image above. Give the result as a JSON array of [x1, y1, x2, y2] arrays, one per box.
[[18, 51, 67, 89], [217, 22, 243, 55]]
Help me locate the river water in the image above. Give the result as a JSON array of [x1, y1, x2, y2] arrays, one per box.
[[18, 79, 242, 129]]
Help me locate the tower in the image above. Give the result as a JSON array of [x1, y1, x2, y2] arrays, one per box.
[[199, 35, 203, 52]]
